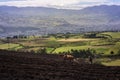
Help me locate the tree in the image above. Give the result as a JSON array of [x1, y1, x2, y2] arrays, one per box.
[[13, 35, 18, 39], [37, 48, 47, 54], [65, 32, 70, 39], [110, 51, 114, 55], [83, 33, 97, 38], [71, 48, 96, 58]]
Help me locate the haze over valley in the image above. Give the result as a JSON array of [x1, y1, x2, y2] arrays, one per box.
[[0, 5, 120, 37]]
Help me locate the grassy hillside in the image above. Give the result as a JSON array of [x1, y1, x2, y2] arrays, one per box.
[[0, 32, 120, 55], [0, 32, 120, 66], [101, 32, 120, 38], [0, 43, 23, 50]]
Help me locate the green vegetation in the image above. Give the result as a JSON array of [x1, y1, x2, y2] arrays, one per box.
[[0, 31, 120, 66], [53, 46, 90, 53], [102, 59, 120, 66], [101, 32, 120, 38], [0, 43, 23, 50], [101, 59, 120, 66]]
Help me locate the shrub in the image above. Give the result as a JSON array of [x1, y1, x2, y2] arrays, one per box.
[[110, 51, 114, 55], [37, 48, 47, 54], [71, 48, 96, 58]]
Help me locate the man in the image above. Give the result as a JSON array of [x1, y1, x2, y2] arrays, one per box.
[[89, 56, 93, 64]]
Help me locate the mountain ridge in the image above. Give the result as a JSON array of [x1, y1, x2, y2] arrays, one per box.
[[0, 5, 120, 37]]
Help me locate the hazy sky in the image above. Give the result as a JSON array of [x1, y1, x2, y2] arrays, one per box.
[[0, 0, 120, 9]]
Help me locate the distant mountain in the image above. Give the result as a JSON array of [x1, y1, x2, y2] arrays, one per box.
[[0, 5, 120, 37]]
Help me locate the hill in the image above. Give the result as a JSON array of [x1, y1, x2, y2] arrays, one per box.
[[0, 5, 120, 37]]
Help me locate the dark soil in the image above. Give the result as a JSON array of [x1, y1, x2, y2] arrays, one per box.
[[0, 50, 120, 80]]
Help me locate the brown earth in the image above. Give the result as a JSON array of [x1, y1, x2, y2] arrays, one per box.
[[57, 38, 97, 42], [0, 50, 120, 80]]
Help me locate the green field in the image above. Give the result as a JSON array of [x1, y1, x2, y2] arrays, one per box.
[[0, 43, 23, 50], [102, 59, 120, 66], [0, 32, 120, 54], [101, 32, 120, 38], [0, 32, 120, 53], [0, 32, 120, 66]]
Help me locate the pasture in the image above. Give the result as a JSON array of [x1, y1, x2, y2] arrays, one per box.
[[0, 43, 23, 50], [102, 59, 120, 66]]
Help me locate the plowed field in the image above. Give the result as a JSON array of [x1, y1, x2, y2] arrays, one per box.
[[0, 50, 120, 80]]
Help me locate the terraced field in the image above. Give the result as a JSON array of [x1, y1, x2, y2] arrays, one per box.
[[0, 32, 120, 55], [0, 50, 120, 80]]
